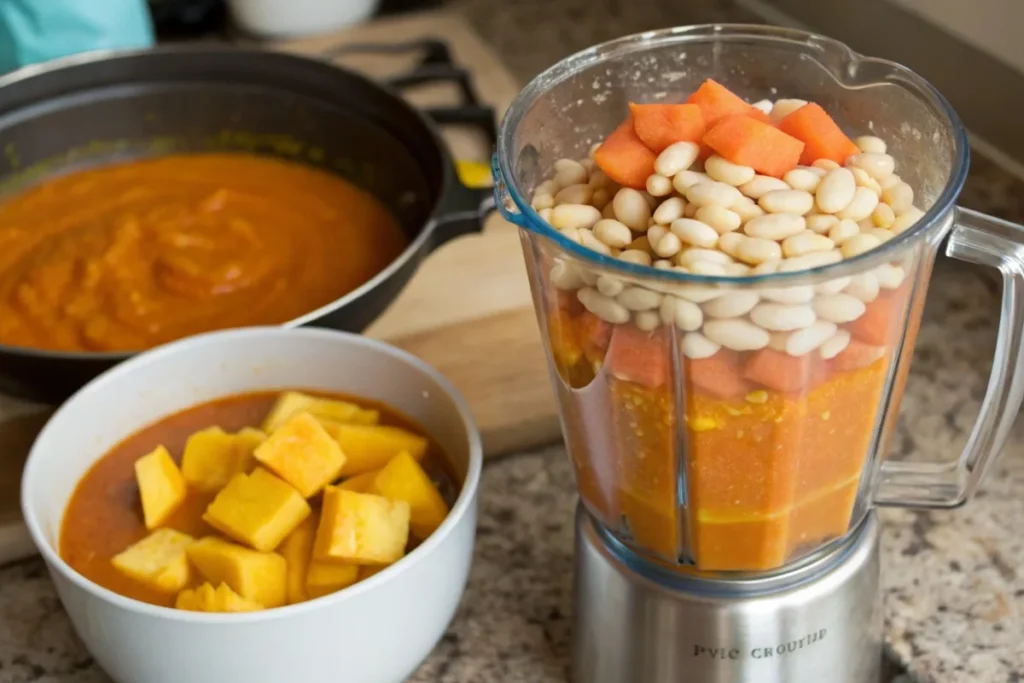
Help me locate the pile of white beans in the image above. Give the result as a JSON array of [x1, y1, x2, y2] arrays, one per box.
[[532, 98, 923, 361]]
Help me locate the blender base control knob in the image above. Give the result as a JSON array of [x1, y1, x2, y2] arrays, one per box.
[[571, 504, 883, 683]]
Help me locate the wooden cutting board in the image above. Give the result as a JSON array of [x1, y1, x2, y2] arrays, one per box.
[[0, 11, 560, 565]]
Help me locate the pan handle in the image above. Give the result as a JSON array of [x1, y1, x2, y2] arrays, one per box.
[[430, 168, 497, 247]]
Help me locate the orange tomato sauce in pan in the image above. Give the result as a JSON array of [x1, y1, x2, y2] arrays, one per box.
[[0, 153, 407, 352]]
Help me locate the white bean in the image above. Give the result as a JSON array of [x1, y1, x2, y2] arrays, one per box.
[[646, 174, 673, 197], [653, 258, 673, 269], [553, 159, 588, 188], [816, 168, 857, 214], [770, 98, 807, 122], [671, 218, 719, 248], [580, 269, 598, 286], [653, 197, 686, 225], [723, 262, 752, 276], [891, 207, 925, 234], [837, 187, 880, 222], [752, 99, 773, 114], [705, 155, 756, 186], [536, 179, 559, 196], [731, 196, 765, 223], [854, 136, 887, 154], [750, 302, 816, 331], [751, 260, 781, 276], [677, 248, 733, 267], [682, 332, 720, 359], [736, 236, 783, 265], [819, 329, 852, 359], [782, 232, 835, 258], [695, 205, 742, 234], [617, 286, 663, 311], [872, 202, 896, 229], [613, 188, 652, 230], [577, 287, 630, 324], [703, 319, 771, 351], [579, 228, 613, 256], [532, 193, 555, 210], [591, 188, 611, 210], [550, 204, 602, 231], [672, 284, 725, 303], [850, 167, 882, 197], [806, 214, 840, 235], [538, 208, 554, 222], [739, 175, 790, 199], [717, 232, 745, 258], [849, 152, 895, 181], [686, 181, 743, 208], [654, 231, 684, 258], [588, 169, 610, 188], [554, 183, 594, 206], [550, 261, 584, 290], [785, 321, 837, 356], [845, 272, 880, 302], [655, 141, 700, 177], [596, 274, 625, 297], [659, 295, 703, 331], [813, 159, 841, 171], [876, 264, 906, 289], [744, 213, 806, 241], [828, 218, 860, 245], [804, 165, 829, 178], [840, 233, 882, 258], [592, 219, 633, 248], [816, 276, 852, 294], [673, 170, 711, 193], [690, 261, 727, 276], [703, 291, 761, 318], [619, 249, 653, 266], [866, 228, 895, 243], [882, 182, 915, 215], [761, 285, 815, 304], [813, 293, 866, 323], [632, 310, 659, 331], [759, 189, 815, 215], [559, 227, 583, 244], [779, 249, 842, 272], [784, 167, 821, 192]]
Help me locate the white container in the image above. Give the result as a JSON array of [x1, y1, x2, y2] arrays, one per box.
[[226, 0, 382, 39], [21, 327, 482, 683]]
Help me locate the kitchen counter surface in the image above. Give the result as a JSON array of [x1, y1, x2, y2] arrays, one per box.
[[0, 2, 1022, 682]]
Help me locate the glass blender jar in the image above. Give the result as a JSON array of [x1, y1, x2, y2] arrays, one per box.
[[493, 25, 1024, 683]]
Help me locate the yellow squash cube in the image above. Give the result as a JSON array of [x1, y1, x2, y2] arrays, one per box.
[[186, 536, 287, 608], [134, 445, 187, 529], [280, 515, 317, 604], [111, 528, 195, 593], [322, 424, 429, 477], [176, 582, 263, 613], [305, 560, 359, 599], [263, 391, 379, 433], [314, 487, 410, 565], [373, 452, 450, 540], [336, 469, 380, 493], [254, 412, 346, 498], [203, 467, 310, 551], [180, 426, 266, 493]]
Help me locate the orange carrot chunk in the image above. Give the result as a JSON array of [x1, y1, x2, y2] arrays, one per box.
[[743, 348, 820, 394], [686, 79, 754, 127], [593, 115, 657, 189], [605, 324, 668, 389], [577, 311, 613, 364], [777, 102, 860, 166], [685, 350, 751, 399], [831, 339, 887, 373], [846, 292, 904, 346], [629, 102, 706, 152], [703, 115, 804, 178]]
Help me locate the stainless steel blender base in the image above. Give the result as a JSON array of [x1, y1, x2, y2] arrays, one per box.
[[572, 505, 882, 683]]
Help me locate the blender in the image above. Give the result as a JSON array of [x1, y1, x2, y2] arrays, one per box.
[[491, 25, 1024, 683]]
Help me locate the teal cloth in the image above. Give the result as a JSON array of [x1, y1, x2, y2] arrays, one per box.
[[0, 0, 155, 73]]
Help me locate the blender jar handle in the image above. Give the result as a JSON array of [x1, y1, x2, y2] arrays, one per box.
[[875, 206, 1024, 508]]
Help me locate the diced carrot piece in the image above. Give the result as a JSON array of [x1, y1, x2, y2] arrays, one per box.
[[605, 324, 668, 389], [831, 339, 887, 373], [846, 291, 905, 346], [743, 348, 820, 394], [629, 102, 706, 153], [686, 79, 754, 127], [577, 311, 613, 364], [549, 309, 582, 369], [593, 116, 657, 189], [777, 102, 860, 166], [557, 290, 583, 317], [703, 115, 804, 178], [745, 108, 774, 126], [685, 350, 751, 399]]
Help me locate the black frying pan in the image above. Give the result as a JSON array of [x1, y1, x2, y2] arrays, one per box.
[[0, 45, 495, 403]]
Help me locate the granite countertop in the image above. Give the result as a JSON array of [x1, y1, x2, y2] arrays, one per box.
[[1, 1, 1023, 682]]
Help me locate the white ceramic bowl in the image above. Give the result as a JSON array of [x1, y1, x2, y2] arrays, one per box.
[[21, 327, 482, 683]]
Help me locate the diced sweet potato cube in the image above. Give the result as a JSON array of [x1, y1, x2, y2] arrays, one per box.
[[175, 582, 263, 613], [263, 391, 379, 433], [134, 445, 187, 529], [181, 426, 266, 493], [111, 528, 194, 593], [280, 515, 317, 604], [203, 467, 311, 551], [323, 423, 429, 477], [314, 488, 410, 565], [373, 452, 449, 540], [337, 470, 380, 493], [254, 412, 346, 498], [306, 560, 359, 599], [359, 564, 386, 581], [186, 536, 287, 608]]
